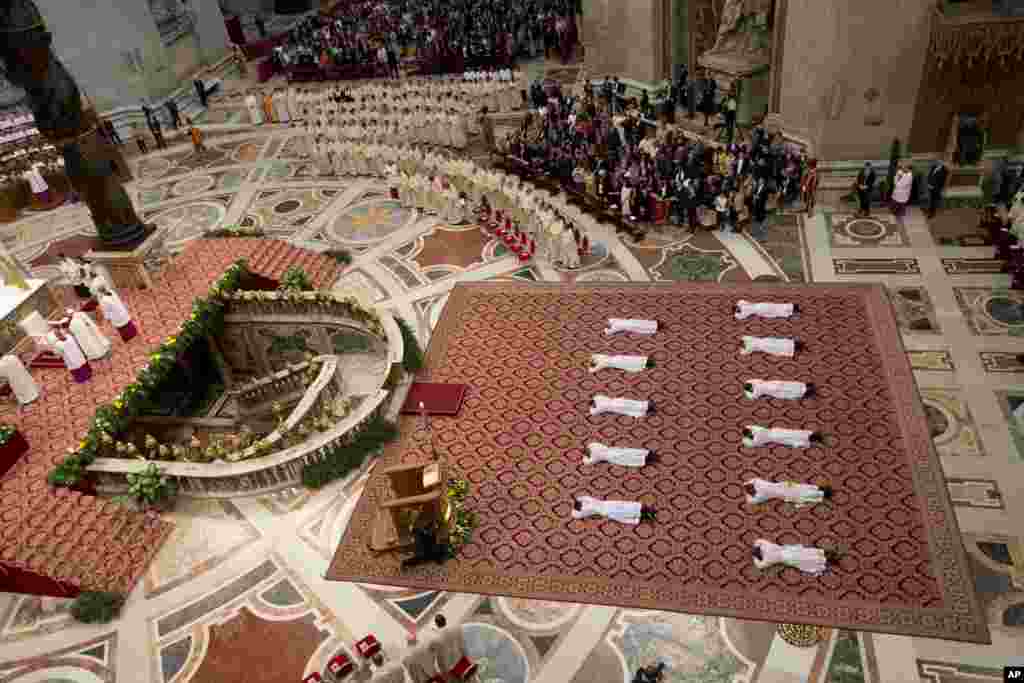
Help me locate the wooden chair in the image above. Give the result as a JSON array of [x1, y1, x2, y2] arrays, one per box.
[[370, 461, 449, 552]]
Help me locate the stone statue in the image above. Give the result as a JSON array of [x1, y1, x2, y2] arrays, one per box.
[[0, 0, 147, 246], [708, 0, 774, 60]]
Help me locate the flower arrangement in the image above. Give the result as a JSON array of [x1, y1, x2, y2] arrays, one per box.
[[70, 591, 125, 624], [279, 265, 313, 292], [117, 461, 177, 509], [48, 260, 249, 488], [0, 424, 17, 446]]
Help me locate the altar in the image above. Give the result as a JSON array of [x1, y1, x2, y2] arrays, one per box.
[[0, 279, 57, 356]]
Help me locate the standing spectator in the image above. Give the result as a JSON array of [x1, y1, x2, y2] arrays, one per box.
[[387, 45, 400, 79], [925, 160, 948, 218], [165, 99, 181, 130], [102, 119, 123, 146], [187, 117, 205, 154], [800, 158, 819, 215], [141, 103, 153, 129], [854, 162, 876, 217], [132, 123, 148, 154], [700, 73, 717, 127], [749, 176, 771, 241], [720, 89, 737, 143]]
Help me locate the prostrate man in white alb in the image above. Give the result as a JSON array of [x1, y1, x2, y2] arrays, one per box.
[[734, 300, 799, 319], [743, 480, 832, 506], [740, 336, 801, 357], [572, 496, 656, 524], [589, 354, 653, 373], [605, 318, 658, 335], [752, 539, 839, 576], [590, 395, 654, 418]]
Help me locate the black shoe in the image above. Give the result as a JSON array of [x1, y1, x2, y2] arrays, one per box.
[[647, 404, 656, 415], [792, 303, 800, 315], [809, 432, 824, 445], [646, 451, 658, 464], [803, 382, 815, 398], [793, 341, 805, 353]]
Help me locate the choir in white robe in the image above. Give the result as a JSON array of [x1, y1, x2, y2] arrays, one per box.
[[734, 300, 796, 320], [0, 354, 39, 405], [273, 91, 290, 123], [753, 539, 829, 575], [740, 336, 796, 357], [589, 354, 648, 373], [572, 496, 642, 525], [584, 443, 649, 468], [605, 318, 658, 336], [744, 380, 808, 400], [68, 310, 111, 360], [590, 395, 650, 418], [245, 93, 263, 125], [98, 290, 137, 341], [745, 479, 827, 506], [743, 425, 814, 448]]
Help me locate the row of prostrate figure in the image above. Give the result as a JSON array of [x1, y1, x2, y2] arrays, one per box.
[[572, 301, 839, 577], [0, 258, 140, 410]]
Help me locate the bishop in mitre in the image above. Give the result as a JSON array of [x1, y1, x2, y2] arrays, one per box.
[[46, 328, 91, 383]]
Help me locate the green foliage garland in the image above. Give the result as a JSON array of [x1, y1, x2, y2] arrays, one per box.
[[301, 416, 398, 489], [71, 591, 125, 624], [48, 259, 249, 488], [325, 248, 353, 266], [0, 424, 16, 446], [446, 478, 476, 554], [279, 265, 313, 292], [395, 316, 423, 373], [204, 226, 265, 238]]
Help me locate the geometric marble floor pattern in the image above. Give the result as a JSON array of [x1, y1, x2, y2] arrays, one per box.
[[2, 114, 1023, 682]]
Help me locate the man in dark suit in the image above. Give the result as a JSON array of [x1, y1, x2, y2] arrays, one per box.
[[149, 114, 166, 150], [165, 99, 181, 130], [855, 162, 876, 217], [749, 177, 771, 241], [194, 79, 207, 108], [926, 161, 948, 218]]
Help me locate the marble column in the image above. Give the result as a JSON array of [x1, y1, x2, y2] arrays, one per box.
[[192, 0, 231, 64]]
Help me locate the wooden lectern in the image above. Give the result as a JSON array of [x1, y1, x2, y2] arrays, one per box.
[[370, 460, 450, 552]]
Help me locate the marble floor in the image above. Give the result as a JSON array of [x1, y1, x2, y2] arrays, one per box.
[[1, 79, 1024, 683]]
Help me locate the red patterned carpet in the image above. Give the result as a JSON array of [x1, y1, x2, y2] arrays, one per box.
[[327, 282, 988, 643]]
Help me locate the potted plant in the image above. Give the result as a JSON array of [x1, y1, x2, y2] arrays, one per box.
[[118, 462, 178, 512], [0, 424, 29, 478], [70, 591, 125, 623]]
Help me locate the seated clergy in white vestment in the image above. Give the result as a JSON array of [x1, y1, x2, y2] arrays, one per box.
[[590, 395, 653, 417], [752, 539, 838, 575], [588, 354, 652, 373], [740, 336, 801, 357], [743, 380, 813, 400], [65, 308, 111, 360], [734, 300, 798, 320], [604, 318, 658, 336], [0, 354, 39, 405], [742, 425, 822, 448], [571, 495, 656, 524], [743, 479, 832, 506], [584, 443, 653, 468], [403, 643, 441, 683], [427, 614, 474, 676]]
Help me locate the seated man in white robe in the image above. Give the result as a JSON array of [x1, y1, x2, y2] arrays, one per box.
[[743, 380, 813, 400], [590, 395, 654, 418], [66, 308, 111, 360], [584, 443, 653, 468], [742, 425, 823, 448], [0, 354, 40, 405], [604, 318, 658, 336], [572, 495, 656, 524], [752, 539, 838, 575], [427, 614, 474, 678], [740, 336, 801, 357], [734, 300, 798, 319], [47, 328, 91, 383], [589, 354, 652, 373], [744, 479, 832, 505]]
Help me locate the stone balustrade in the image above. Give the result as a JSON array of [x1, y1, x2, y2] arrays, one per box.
[[85, 298, 405, 498], [231, 360, 314, 412]]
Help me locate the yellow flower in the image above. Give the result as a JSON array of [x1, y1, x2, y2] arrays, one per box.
[[166, 336, 176, 344], [79, 440, 87, 449], [114, 399, 124, 409]]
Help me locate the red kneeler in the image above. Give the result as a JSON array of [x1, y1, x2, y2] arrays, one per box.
[[427, 676, 446, 683], [355, 634, 381, 659], [302, 674, 323, 683], [326, 653, 354, 679], [450, 656, 479, 680]]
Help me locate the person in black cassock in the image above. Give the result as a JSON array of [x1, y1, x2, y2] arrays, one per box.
[[401, 520, 449, 569], [632, 662, 665, 683], [854, 162, 876, 217], [165, 99, 181, 130], [925, 160, 948, 218], [194, 79, 207, 108]]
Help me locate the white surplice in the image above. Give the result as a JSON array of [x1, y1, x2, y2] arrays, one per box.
[[740, 336, 796, 357], [590, 395, 649, 418], [0, 354, 39, 405], [98, 291, 131, 328], [605, 318, 658, 336], [245, 94, 263, 124], [584, 443, 649, 467], [46, 332, 87, 371], [743, 425, 814, 448], [753, 539, 829, 575], [571, 496, 642, 525], [744, 380, 807, 400], [427, 626, 464, 672], [745, 479, 826, 505], [69, 311, 111, 360], [589, 354, 648, 373], [735, 300, 795, 320]]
